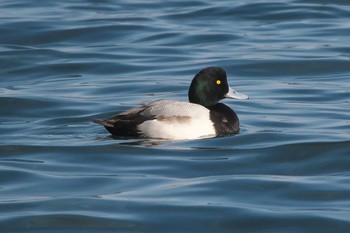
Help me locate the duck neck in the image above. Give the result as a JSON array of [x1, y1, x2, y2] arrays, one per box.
[[188, 82, 218, 107], [189, 95, 217, 108]]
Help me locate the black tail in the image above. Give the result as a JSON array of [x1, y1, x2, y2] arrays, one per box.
[[92, 118, 114, 128]]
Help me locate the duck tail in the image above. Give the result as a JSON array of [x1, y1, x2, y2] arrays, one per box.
[[92, 118, 114, 128]]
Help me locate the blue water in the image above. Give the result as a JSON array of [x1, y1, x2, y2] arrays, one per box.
[[1, 0, 350, 232]]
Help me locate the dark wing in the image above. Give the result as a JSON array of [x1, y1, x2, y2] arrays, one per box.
[[93, 103, 156, 136]]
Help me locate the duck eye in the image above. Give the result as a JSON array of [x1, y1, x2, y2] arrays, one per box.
[[216, 80, 221, 85]]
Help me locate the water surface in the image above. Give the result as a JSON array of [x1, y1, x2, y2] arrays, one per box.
[[1, 0, 350, 232]]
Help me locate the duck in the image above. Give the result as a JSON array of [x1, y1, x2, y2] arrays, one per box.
[[93, 67, 248, 140]]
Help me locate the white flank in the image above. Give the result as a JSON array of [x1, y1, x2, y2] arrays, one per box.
[[137, 115, 216, 140]]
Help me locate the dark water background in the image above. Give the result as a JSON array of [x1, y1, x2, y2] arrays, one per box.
[[1, 0, 350, 232]]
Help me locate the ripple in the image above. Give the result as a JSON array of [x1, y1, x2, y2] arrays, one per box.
[[1, 0, 350, 232]]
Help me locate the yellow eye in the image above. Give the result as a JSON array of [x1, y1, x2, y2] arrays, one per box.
[[216, 80, 221, 85]]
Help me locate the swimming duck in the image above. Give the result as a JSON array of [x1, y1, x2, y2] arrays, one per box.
[[93, 67, 248, 140]]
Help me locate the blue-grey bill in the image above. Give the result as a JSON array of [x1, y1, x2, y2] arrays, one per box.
[[225, 86, 249, 100]]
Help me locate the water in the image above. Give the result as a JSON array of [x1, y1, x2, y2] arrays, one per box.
[[1, 0, 350, 232]]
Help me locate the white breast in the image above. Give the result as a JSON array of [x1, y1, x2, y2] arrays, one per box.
[[136, 100, 216, 140], [138, 117, 215, 140]]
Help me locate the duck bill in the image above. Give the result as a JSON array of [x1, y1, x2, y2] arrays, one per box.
[[224, 86, 249, 100]]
